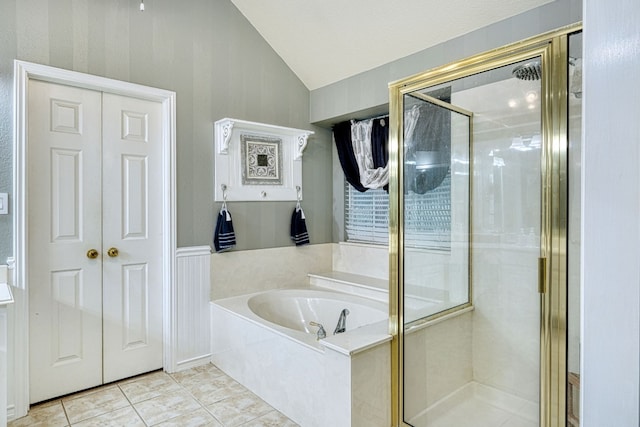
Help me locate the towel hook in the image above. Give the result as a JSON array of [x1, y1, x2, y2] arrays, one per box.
[[295, 186, 302, 209], [221, 184, 228, 210]]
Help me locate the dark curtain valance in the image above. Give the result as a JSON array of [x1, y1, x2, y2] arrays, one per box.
[[333, 120, 366, 192], [371, 118, 389, 192], [333, 117, 389, 193]]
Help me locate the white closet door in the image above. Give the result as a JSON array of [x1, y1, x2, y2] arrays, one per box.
[[28, 81, 164, 403], [101, 93, 163, 382], [28, 80, 104, 403]]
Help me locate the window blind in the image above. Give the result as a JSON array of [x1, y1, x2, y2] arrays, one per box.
[[344, 185, 390, 245], [344, 173, 452, 249]]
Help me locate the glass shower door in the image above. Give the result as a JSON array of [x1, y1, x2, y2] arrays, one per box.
[[401, 61, 543, 427], [402, 90, 471, 326]]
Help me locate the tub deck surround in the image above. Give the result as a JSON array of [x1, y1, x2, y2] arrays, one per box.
[[321, 320, 390, 356], [309, 271, 466, 325], [210, 284, 391, 426], [213, 286, 391, 356], [308, 271, 388, 302]]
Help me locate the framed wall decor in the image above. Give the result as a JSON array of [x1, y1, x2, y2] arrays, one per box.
[[240, 134, 282, 185], [214, 118, 313, 201]]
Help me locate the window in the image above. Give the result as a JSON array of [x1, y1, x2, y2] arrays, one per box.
[[344, 184, 389, 245], [344, 172, 452, 249]]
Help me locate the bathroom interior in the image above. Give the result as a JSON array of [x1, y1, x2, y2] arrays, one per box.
[[4, 0, 636, 426], [211, 26, 584, 427]]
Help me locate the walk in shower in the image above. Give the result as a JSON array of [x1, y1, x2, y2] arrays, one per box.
[[389, 25, 582, 427]]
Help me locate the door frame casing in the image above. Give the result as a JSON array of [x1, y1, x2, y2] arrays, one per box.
[[12, 60, 177, 418]]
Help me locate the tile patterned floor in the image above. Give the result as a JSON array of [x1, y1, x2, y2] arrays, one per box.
[[9, 363, 299, 427]]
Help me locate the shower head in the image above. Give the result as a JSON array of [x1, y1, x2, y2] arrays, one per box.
[[512, 61, 542, 81]]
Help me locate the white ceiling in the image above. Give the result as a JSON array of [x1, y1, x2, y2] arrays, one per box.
[[230, 0, 554, 90]]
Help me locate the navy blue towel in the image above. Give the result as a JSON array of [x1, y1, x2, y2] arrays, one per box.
[[290, 206, 310, 246], [214, 208, 236, 252]]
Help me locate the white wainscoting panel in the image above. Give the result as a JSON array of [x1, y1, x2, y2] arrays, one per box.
[[1, 301, 9, 427], [175, 246, 212, 370]]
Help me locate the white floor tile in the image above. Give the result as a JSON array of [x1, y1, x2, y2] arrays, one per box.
[[10, 364, 296, 427]]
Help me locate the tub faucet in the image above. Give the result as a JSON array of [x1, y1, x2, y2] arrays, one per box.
[[333, 309, 350, 335], [309, 321, 326, 340]]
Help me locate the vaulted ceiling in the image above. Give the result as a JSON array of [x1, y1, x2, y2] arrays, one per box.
[[230, 0, 554, 90]]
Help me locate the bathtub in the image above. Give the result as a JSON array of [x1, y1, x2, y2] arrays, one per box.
[[211, 286, 392, 427], [247, 288, 388, 350]]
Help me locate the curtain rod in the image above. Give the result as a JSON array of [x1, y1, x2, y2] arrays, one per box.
[[352, 112, 389, 122]]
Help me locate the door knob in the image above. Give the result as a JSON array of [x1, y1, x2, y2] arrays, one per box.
[[107, 247, 119, 257], [87, 249, 99, 259]]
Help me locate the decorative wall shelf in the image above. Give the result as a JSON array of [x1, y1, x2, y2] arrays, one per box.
[[214, 118, 313, 202]]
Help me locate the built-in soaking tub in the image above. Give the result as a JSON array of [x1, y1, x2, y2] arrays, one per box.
[[248, 288, 388, 350], [211, 287, 392, 427]]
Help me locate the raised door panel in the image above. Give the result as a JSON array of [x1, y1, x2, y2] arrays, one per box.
[[50, 148, 88, 244], [121, 263, 150, 349], [122, 154, 148, 239], [28, 80, 103, 403]]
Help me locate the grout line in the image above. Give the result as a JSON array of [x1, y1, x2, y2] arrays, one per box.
[[175, 368, 229, 426], [128, 368, 220, 426], [116, 383, 149, 427], [15, 364, 296, 427], [59, 399, 72, 427], [59, 399, 71, 427]]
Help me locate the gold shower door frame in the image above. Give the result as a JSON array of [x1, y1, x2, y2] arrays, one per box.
[[388, 23, 582, 427]]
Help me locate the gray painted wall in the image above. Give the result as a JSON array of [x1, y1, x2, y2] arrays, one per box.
[[309, 0, 583, 125], [0, 0, 333, 262], [312, 0, 582, 245]]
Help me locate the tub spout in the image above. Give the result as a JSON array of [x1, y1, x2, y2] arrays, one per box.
[[333, 309, 350, 335], [309, 321, 327, 340]]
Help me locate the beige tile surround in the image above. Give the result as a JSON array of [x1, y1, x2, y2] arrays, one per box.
[[9, 364, 298, 427], [210, 244, 332, 300]]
